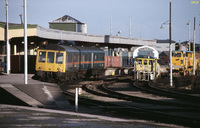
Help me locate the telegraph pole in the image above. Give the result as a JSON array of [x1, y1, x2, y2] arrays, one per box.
[[6, 0, 10, 75], [24, 0, 28, 84]]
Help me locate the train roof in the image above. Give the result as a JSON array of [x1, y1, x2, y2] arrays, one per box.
[[75, 46, 104, 53], [172, 50, 194, 53], [38, 44, 79, 52], [38, 44, 104, 53], [135, 55, 155, 59]]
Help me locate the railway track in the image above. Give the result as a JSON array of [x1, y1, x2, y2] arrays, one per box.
[[133, 81, 200, 104], [59, 77, 200, 128]]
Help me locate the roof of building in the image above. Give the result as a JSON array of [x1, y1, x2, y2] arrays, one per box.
[[156, 39, 176, 43], [159, 51, 169, 56], [49, 15, 84, 24], [0, 21, 22, 28]]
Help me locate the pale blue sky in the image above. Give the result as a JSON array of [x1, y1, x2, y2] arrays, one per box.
[[0, 0, 200, 43]]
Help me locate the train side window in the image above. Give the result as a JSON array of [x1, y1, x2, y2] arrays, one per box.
[[68, 53, 73, 63], [82, 55, 85, 62], [56, 53, 63, 64], [95, 53, 99, 61], [172, 52, 181, 57], [47, 52, 55, 63], [38, 51, 46, 62]]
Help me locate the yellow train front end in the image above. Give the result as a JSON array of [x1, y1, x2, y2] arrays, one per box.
[[35, 49, 66, 81], [171, 51, 185, 73], [172, 50, 199, 75], [135, 58, 156, 72], [134, 56, 159, 81]]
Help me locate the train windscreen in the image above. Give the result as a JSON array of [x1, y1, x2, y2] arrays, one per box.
[[38, 51, 46, 62], [47, 52, 55, 63]]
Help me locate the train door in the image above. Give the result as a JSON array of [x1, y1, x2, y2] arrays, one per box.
[[54, 52, 65, 73], [46, 51, 55, 72]]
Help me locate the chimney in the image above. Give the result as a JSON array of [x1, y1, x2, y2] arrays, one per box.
[[19, 14, 23, 24]]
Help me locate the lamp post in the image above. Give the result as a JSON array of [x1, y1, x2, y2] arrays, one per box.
[[160, 2, 172, 86]]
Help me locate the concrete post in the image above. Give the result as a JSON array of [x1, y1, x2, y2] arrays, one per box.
[[6, 0, 10, 75], [75, 88, 79, 112], [24, 0, 28, 84], [128, 48, 131, 65]]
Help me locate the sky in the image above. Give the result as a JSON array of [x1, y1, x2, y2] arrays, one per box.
[[0, 0, 200, 43]]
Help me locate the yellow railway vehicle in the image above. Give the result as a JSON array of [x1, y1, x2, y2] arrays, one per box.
[[133, 46, 160, 81], [35, 44, 105, 81], [172, 50, 199, 75], [134, 55, 160, 81]]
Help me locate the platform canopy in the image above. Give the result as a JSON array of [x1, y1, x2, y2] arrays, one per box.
[[0, 22, 156, 48]]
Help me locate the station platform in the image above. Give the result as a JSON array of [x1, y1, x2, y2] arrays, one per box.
[[0, 73, 70, 109], [0, 73, 181, 128]]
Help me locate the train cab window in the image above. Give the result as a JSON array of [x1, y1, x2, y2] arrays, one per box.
[[149, 60, 153, 65], [56, 53, 63, 64], [38, 51, 46, 62], [144, 60, 147, 65], [138, 60, 142, 64], [172, 52, 181, 57], [186, 53, 192, 58], [47, 52, 55, 63]]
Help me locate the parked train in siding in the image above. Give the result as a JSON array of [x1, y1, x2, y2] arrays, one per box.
[[133, 55, 160, 81], [171, 50, 200, 76], [35, 44, 105, 81]]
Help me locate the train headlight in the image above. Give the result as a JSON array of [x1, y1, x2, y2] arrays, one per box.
[[57, 67, 61, 71]]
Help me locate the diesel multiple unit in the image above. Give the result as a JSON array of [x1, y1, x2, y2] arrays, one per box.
[[35, 44, 105, 81]]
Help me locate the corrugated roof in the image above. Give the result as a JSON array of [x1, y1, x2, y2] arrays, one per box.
[[159, 51, 169, 56]]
